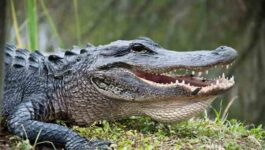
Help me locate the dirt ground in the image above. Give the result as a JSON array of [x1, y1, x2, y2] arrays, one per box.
[[0, 126, 63, 150], [0, 126, 11, 150]]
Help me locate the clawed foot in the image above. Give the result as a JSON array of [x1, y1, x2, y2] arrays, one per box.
[[88, 139, 115, 150], [66, 137, 115, 150]]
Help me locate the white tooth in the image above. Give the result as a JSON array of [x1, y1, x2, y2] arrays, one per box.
[[182, 80, 185, 84], [226, 65, 229, 69], [191, 86, 197, 91], [187, 83, 190, 86], [216, 80, 219, 85], [222, 73, 225, 78], [198, 72, 202, 76], [175, 80, 179, 83], [192, 71, 195, 75], [230, 76, 234, 81], [205, 70, 208, 74]]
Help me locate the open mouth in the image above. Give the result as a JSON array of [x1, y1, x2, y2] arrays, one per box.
[[133, 63, 235, 94]]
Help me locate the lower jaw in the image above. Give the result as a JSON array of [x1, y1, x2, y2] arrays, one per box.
[[142, 97, 216, 122]]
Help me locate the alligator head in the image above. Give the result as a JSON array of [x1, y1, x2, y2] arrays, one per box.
[[84, 37, 238, 122]]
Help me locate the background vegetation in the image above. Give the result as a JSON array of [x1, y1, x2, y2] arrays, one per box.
[[2, 0, 265, 149]]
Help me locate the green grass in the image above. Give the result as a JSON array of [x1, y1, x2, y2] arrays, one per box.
[[10, 0, 64, 50], [10, 114, 265, 150], [26, 0, 38, 50], [74, 117, 264, 150]]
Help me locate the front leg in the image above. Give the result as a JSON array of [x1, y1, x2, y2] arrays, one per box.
[[7, 97, 112, 150]]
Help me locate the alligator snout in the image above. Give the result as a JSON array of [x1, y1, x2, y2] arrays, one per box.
[[212, 46, 238, 58]]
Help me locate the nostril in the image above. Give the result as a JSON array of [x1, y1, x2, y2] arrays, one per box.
[[218, 46, 227, 51], [212, 46, 228, 55], [213, 46, 238, 57]]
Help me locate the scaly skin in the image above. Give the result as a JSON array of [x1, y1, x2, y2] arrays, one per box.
[[3, 37, 237, 149]]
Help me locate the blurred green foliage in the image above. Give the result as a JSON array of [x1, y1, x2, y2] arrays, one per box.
[[8, 0, 242, 50]]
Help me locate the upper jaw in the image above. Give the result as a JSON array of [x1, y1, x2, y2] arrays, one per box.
[[131, 45, 238, 73]]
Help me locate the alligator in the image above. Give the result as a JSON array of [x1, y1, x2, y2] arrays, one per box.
[[2, 37, 237, 149]]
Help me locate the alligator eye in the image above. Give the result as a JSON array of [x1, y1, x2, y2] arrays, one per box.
[[131, 44, 149, 53]]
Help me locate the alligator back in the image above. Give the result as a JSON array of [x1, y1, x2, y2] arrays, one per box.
[[3, 44, 46, 116], [3, 44, 93, 117], [4, 44, 45, 72]]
